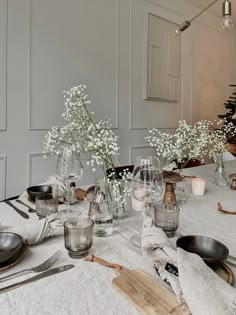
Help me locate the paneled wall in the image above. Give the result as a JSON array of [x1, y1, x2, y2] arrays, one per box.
[[0, 0, 235, 198]]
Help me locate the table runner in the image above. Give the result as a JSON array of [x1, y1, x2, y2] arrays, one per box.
[[0, 161, 235, 314]]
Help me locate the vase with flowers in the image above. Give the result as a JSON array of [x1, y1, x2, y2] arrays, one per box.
[[146, 119, 236, 190], [44, 84, 131, 221]]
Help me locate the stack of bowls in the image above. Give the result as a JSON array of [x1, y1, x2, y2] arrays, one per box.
[[0, 232, 23, 265]]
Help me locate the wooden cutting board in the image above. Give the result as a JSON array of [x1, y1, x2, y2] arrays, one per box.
[[85, 255, 190, 315]]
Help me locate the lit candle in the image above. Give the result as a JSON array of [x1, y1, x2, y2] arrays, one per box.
[[131, 188, 146, 211], [192, 178, 206, 196]]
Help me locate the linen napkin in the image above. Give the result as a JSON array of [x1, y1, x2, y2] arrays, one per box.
[[0, 213, 66, 245], [141, 217, 236, 315]]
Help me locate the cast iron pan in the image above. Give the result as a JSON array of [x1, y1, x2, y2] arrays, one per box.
[[176, 235, 229, 265]]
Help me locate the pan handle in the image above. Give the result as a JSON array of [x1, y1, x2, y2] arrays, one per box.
[[84, 255, 123, 270]]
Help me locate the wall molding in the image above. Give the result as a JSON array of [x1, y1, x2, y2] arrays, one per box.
[[27, 152, 50, 186], [129, 144, 153, 164], [129, 0, 183, 130], [0, 0, 7, 131], [28, 0, 120, 130], [0, 155, 6, 200]]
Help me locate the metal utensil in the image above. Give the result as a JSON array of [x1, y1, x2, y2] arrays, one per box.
[[15, 199, 35, 213], [0, 264, 74, 294], [4, 200, 29, 219], [0, 250, 63, 282]]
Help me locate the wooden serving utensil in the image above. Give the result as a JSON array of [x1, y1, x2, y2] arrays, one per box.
[[84, 255, 190, 315], [217, 202, 236, 215]]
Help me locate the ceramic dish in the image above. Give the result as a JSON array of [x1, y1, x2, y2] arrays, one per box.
[[27, 185, 52, 202], [176, 235, 229, 265], [0, 232, 23, 264], [0, 243, 26, 272]]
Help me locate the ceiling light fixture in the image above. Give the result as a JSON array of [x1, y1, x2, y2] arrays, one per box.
[[175, 0, 233, 35]]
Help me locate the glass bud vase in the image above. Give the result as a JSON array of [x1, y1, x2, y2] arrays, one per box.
[[214, 153, 227, 187], [89, 179, 113, 237], [110, 180, 131, 218]]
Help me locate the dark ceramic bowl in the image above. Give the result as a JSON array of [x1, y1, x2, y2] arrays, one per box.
[[0, 232, 23, 264], [176, 235, 229, 265], [27, 185, 52, 202]]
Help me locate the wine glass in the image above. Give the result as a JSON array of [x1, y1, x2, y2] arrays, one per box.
[[130, 156, 165, 247], [56, 147, 83, 204]]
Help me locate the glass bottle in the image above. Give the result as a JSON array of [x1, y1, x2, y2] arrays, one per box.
[[214, 153, 227, 186]]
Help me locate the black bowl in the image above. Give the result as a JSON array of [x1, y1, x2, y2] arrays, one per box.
[[0, 232, 23, 264], [27, 185, 52, 202], [176, 235, 229, 265]]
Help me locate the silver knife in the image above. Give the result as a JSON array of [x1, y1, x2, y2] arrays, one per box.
[[15, 199, 35, 213], [4, 200, 29, 219], [0, 264, 74, 294]]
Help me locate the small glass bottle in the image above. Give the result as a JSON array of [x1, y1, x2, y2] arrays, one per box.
[[214, 153, 227, 186]]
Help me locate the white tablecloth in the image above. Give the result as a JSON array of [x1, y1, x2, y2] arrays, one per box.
[[0, 161, 236, 314]]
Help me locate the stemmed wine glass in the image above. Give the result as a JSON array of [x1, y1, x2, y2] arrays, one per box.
[[56, 147, 83, 204], [130, 156, 165, 247]]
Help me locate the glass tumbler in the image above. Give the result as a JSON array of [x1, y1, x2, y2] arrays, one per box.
[[154, 203, 180, 238], [64, 217, 94, 258], [36, 193, 58, 218]]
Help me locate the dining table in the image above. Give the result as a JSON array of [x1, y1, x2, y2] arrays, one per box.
[[0, 160, 236, 314]]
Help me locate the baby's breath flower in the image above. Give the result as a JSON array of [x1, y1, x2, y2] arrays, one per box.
[[145, 120, 236, 167]]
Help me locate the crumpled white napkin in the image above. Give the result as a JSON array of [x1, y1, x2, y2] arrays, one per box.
[[142, 222, 236, 315], [0, 213, 66, 245], [178, 248, 236, 315], [47, 175, 76, 203]]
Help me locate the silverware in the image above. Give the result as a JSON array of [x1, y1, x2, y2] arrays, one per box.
[[0, 264, 74, 294], [0, 250, 63, 282], [4, 200, 29, 219], [15, 199, 35, 213], [176, 231, 236, 266]]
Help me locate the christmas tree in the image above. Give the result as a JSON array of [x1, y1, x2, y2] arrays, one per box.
[[218, 84, 236, 125]]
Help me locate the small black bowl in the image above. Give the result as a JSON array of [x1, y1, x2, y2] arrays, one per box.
[[176, 235, 229, 266], [0, 232, 23, 264], [27, 185, 52, 202]]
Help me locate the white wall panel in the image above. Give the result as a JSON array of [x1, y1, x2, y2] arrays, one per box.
[[29, 0, 119, 130], [27, 153, 57, 186], [129, 145, 155, 164], [0, 0, 7, 130], [0, 155, 6, 200], [130, 0, 184, 130], [191, 23, 229, 122]]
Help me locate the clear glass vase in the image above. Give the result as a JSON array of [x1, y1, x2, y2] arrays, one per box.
[[89, 179, 113, 237], [214, 153, 227, 186], [110, 180, 131, 218]]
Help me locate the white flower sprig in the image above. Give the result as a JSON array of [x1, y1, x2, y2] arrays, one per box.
[[44, 84, 119, 173], [44, 84, 130, 208], [146, 120, 236, 167]]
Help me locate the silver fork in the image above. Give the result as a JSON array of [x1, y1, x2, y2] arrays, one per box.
[[0, 250, 63, 282]]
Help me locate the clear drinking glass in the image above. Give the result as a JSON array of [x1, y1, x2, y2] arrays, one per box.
[[154, 203, 180, 238], [174, 180, 186, 204], [56, 147, 83, 204], [89, 179, 113, 237], [64, 217, 94, 258], [130, 156, 165, 247], [35, 193, 58, 218]]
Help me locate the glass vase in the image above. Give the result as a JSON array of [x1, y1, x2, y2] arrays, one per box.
[[110, 180, 131, 218], [89, 179, 113, 237], [214, 153, 227, 186]]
